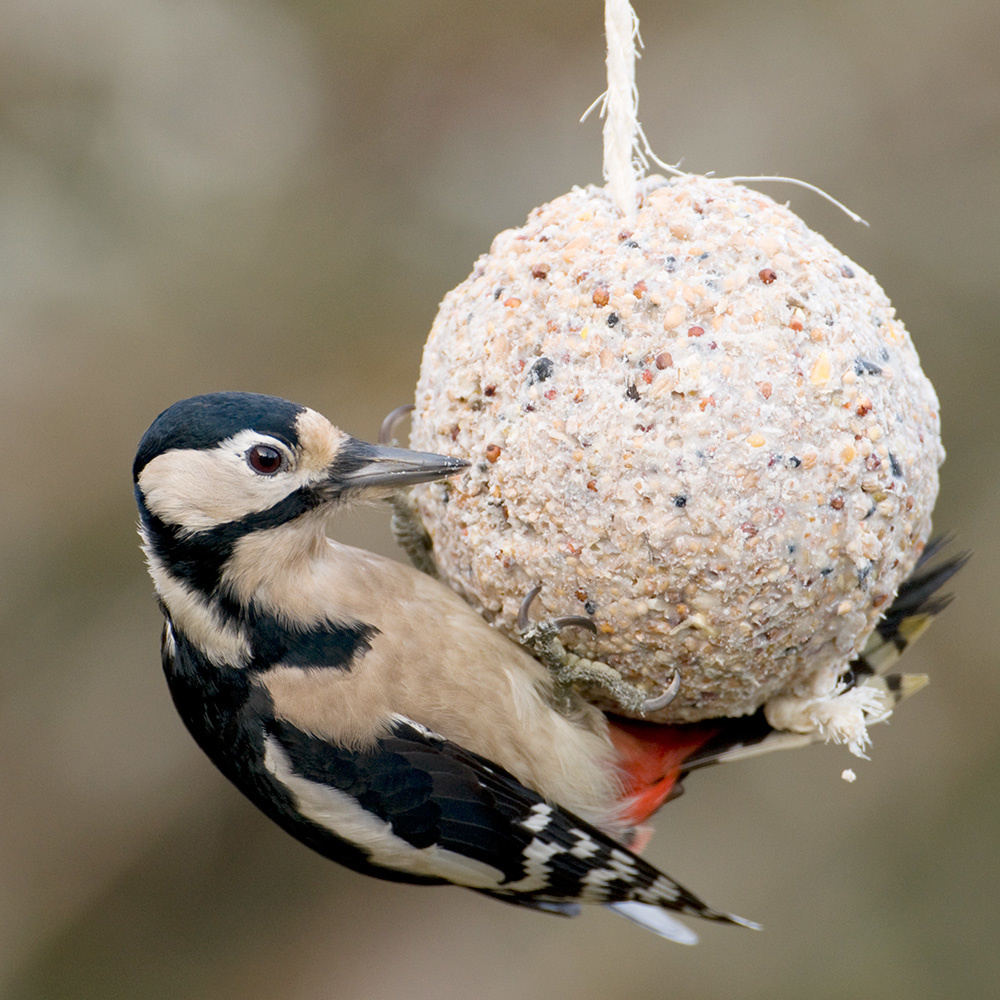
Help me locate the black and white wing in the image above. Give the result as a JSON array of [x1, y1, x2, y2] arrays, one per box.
[[261, 713, 754, 942]]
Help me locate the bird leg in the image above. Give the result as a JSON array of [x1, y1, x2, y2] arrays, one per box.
[[379, 405, 440, 578], [517, 585, 680, 717]]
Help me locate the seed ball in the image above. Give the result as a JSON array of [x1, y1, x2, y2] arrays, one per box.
[[410, 174, 943, 723]]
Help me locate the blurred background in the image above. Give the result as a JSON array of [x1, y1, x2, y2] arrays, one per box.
[[1, 1, 996, 997]]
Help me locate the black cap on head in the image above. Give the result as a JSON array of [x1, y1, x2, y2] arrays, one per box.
[[134, 392, 305, 481]]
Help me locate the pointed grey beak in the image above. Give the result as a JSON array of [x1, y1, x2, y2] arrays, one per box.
[[332, 439, 469, 491]]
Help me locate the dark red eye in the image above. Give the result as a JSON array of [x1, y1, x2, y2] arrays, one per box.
[[246, 444, 284, 475]]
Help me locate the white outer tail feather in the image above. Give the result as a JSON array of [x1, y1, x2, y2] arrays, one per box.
[[608, 901, 699, 944]]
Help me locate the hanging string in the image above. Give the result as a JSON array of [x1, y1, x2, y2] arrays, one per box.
[[600, 0, 642, 219], [587, 0, 866, 225]]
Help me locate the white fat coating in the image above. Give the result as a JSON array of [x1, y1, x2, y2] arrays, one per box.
[[411, 173, 943, 723], [263, 735, 507, 888], [225, 515, 626, 832], [138, 408, 349, 535], [764, 667, 891, 759]]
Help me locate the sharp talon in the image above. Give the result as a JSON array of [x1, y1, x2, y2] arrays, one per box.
[[550, 615, 598, 634], [378, 404, 415, 445], [517, 584, 543, 631], [639, 671, 681, 714], [517, 588, 597, 636]]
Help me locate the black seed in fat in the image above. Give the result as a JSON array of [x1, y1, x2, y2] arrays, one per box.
[[528, 357, 555, 384], [854, 357, 883, 376]]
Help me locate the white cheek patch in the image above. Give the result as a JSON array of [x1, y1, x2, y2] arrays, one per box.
[[139, 431, 317, 534], [263, 736, 507, 889]]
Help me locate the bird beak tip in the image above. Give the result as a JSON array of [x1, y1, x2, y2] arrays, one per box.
[[335, 441, 469, 491]]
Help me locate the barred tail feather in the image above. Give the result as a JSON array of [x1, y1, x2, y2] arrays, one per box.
[[608, 899, 761, 943]]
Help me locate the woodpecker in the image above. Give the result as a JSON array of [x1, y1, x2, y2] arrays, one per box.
[[134, 391, 758, 944]]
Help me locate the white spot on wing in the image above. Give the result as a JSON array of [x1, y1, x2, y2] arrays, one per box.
[[503, 836, 563, 893], [609, 848, 640, 879], [581, 863, 618, 894], [522, 803, 554, 833], [647, 875, 681, 904], [568, 829, 599, 859]]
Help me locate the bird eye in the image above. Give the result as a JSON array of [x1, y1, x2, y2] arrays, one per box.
[[246, 444, 285, 475]]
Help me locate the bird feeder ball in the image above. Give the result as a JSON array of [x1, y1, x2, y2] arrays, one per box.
[[410, 174, 943, 723]]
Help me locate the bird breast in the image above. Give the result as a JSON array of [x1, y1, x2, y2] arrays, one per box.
[[228, 526, 627, 831]]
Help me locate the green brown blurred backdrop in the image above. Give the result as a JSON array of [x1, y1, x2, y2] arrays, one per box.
[[2, 1, 997, 998]]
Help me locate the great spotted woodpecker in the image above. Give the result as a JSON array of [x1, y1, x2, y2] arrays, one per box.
[[134, 391, 758, 943]]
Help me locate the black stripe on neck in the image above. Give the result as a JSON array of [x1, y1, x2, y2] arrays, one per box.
[[239, 602, 379, 672], [136, 485, 324, 596], [153, 567, 378, 674]]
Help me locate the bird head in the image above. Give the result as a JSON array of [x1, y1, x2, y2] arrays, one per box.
[[133, 392, 467, 542]]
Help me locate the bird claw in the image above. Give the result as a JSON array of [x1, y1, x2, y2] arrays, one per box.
[[517, 585, 598, 636], [550, 615, 599, 634], [517, 584, 544, 632], [637, 671, 681, 714], [517, 584, 680, 716], [379, 404, 415, 446]]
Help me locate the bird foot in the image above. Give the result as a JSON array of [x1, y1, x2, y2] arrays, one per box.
[[517, 585, 680, 716]]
